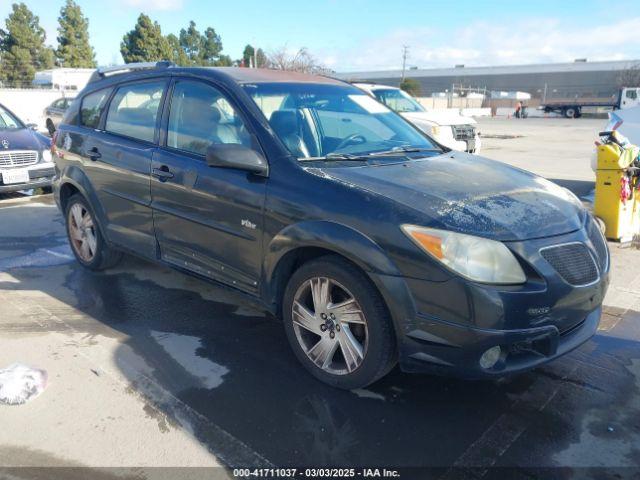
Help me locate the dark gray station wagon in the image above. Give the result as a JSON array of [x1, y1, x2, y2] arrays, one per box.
[[52, 62, 609, 389]]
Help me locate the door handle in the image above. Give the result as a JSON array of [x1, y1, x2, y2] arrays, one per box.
[[86, 147, 101, 161], [152, 166, 174, 182]]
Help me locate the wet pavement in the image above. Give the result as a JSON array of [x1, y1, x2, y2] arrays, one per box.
[[0, 194, 639, 478]]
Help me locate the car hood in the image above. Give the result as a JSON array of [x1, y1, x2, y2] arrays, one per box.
[[0, 128, 50, 151], [318, 152, 584, 241], [402, 111, 477, 127]]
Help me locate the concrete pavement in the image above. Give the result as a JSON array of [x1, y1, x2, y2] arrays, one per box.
[[1, 117, 639, 477], [477, 117, 601, 183], [0, 194, 638, 477]]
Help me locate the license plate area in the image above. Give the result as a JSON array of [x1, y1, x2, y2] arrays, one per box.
[[1, 168, 30, 185]]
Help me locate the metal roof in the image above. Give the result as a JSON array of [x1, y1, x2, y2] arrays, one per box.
[[338, 59, 640, 80]]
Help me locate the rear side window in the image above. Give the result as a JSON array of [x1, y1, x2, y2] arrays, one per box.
[[105, 81, 165, 143], [80, 88, 112, 129]]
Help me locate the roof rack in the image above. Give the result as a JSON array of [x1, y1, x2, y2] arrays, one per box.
[[88, 61, 175, 84]]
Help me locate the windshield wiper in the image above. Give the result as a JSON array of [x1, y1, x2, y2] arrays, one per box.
[[299, 146, 442, 162], [368, 146, 443, 156], [299, 152, 370, 162]]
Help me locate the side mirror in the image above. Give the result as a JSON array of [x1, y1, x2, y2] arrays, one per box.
[[26, 123, 38, 130], [206, 144, 268, 176]]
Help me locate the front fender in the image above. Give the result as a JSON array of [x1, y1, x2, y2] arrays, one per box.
[[264, 220, 402, 280]]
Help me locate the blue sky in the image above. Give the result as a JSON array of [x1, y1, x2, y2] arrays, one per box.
[[3, 0, 640, 71]]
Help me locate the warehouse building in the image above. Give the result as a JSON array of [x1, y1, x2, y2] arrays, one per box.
[[339, 59, 640, 104], [32, 68, 94, 91]]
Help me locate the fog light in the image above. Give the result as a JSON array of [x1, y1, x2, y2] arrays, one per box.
[[479, 346, 501, 369]]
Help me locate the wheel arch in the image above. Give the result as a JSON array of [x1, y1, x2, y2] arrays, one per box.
[[261, 221, 415, 338], [57, 166, 109, 241]]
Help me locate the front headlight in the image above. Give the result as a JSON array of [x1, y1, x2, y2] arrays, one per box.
[[401, 225, 526, 284], [41, 149, 52, 163]]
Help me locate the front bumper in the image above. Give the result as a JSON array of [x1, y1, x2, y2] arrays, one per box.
[[435, 132, 482, 154], [376, 225, 609, 378], [0, 164, 55, 193], [400, 306, 601, 377]]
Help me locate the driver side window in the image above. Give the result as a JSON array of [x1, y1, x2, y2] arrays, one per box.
[[167, 80, 251, 157]]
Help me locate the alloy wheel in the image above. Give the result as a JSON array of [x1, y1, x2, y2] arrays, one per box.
[[292, 277, 368, 375], [68, 203, 97, 263]]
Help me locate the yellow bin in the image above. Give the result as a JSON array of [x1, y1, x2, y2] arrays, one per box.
[[593, 144, 639, 241]]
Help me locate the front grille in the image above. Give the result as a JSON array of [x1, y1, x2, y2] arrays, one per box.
[[540, 243, 598, 286], [452, 124, 476, 141], [589, 222, 609, 272], [0, 150, 38, 167]]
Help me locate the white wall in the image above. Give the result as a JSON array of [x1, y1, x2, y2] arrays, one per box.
[[0, 88, 69, 132]]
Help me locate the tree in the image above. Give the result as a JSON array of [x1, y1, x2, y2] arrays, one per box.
[[617, 63, 640, 88], [166, 33, 188, 66], [400, 78, 422, 97], [176, 21, 225, 66], [200, 27, 223, 65], [255, 48, 267, 68], [56, 0, 96, 68], [215, 54, 232, 67], [267, 46, 329, 74], [239, 45, 267, 68], [0, 3, 55, 86], [120, 13, 170, 63], [242, 44, 254, 67], [178, 20, 202, 65]]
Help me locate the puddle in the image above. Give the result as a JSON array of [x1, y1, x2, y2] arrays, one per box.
[[151, 331, 229, 389]]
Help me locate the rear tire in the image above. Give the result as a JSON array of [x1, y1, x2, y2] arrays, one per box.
[[64, 193, 122, 271], [564, 107, 577, 118], [282, 255, 396, 389]]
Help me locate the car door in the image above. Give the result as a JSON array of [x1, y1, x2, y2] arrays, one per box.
[[82, 79, 167, 258], [151, 78, 266, 294]]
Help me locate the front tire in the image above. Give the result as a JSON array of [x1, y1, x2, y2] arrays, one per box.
[[65, 194, 122, 270], [282, 255, 396, 389]]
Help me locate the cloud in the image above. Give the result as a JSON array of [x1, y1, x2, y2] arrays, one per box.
[[325, 17, 640, 72], [118, 0, 184, 11]]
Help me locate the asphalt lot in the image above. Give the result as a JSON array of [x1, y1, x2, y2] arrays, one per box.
[[478, 117, 600, 184], [1, 118, 639, 478]]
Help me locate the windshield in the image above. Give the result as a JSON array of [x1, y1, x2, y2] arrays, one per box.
[[0, 105, 23, 129], [372, 88, 425, 113], [243, 82, 437, 159]]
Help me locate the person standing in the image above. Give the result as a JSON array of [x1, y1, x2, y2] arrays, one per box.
[[515, 100, 522, 119]]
